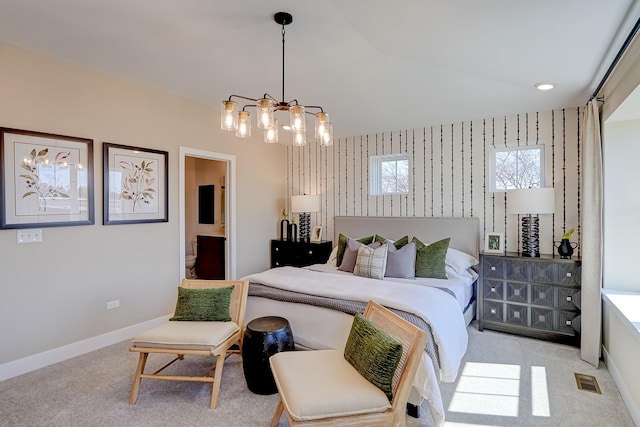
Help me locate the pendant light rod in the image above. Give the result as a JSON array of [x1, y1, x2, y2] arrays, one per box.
[[281, 18, 286, 103]]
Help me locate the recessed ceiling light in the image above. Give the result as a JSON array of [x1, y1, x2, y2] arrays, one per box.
[[535, 82, 556, 91]]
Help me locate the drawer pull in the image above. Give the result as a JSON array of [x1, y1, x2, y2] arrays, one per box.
[[566, 272, 572, 277], [308, 250, 313, 255], [491, 266, 496, 271], [490, 308, 497, 314], [275, 262, 280, 266], [566, 296, 572, 302], [275, 247, 279, 251], [565, 320, 572, 326], [540, 292, 546, 299], [514, 289, 520, 296], [491, 287, 496, 292]]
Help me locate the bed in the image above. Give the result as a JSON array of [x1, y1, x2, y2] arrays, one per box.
[[243, 216, 479, 426]]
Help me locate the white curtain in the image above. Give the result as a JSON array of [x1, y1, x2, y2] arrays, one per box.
[[580, 99, 603, 366]]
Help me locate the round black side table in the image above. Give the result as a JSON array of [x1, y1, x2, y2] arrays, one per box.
[[242, 316, 295, 395]]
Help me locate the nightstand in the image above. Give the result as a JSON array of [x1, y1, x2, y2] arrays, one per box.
[[477, 252, 581, 345], [270, 240, 333, 268]]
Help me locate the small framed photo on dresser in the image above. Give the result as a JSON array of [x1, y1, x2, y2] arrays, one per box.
[[310, 225, 323, 242], [484, 232, 504, 254]]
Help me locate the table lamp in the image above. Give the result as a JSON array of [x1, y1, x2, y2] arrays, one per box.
[[507, 187, 555, 257], [291, 194, 321, 242]]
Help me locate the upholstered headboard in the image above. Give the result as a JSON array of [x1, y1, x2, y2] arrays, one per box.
[[334, 216, 480, 258]]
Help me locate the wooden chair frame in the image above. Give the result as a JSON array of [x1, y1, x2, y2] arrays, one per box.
[[129, 279, 249, 410], [270, 300, 428, 427]]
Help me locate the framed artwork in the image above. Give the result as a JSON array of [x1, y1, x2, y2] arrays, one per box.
[[311, 225, 323, 242], [0, 127, 94, 229], [484, 232, 504, 254], [103, 143, 168, 225]]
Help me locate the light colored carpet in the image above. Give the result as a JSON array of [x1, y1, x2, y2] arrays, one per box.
[[0, 322, 634, 427]]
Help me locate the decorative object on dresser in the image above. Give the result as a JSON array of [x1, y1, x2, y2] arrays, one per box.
[[507, 187, 555, 257], [484, 232, 504, 254], [310, 225, 323, 242], [290, 194, 320, 242], [279, 209, 289, 240], [478, 252, 581, 345], [270, 239, 332, 268], [555, 227, 578, 259]]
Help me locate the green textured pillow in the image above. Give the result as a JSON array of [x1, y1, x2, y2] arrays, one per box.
[[170, 286, 234, 321], [344, 313, 402, 400], [374, 234, 409, 249], [336, 233, 374, 267], [413, 237, 450, 279]]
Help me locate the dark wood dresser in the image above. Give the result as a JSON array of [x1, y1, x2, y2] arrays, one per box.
[[270, 240, 333, 268]]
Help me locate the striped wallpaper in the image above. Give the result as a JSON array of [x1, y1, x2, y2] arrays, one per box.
[[287, 107, 583, 257]]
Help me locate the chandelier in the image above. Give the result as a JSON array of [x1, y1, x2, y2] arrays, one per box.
[[220, 12, 333, 147]]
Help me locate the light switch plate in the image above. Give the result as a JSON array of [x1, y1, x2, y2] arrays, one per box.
[[17, 229, 42, 243]]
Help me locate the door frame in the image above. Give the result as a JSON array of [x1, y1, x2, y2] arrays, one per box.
[[179, 146, 237, 279]]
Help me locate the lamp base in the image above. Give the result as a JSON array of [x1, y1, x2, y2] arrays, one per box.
[[521, 215, 540, 257], [298, 213, 311, 241]]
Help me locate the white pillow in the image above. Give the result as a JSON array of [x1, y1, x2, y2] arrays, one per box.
[[326, 245, 339, 266], [446, 248, 478, 275], [353, 243, 389, 280]]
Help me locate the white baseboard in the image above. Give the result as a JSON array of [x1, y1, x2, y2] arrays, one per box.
[[603, 346, 640, 427], [0, 315, 171, 381]]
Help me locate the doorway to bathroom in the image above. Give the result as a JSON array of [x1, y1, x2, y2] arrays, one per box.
[[179, 147, 236, 280]]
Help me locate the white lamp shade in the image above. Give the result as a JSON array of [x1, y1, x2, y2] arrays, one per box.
[[507, 188, 555, 214], [291, 194, 320, 213]]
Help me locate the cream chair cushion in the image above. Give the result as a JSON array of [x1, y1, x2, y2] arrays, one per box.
[[270, 349, 391, 422], [133, 321, 239, 351]]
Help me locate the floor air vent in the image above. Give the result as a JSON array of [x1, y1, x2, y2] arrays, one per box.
[[575, 373, 601, 394]]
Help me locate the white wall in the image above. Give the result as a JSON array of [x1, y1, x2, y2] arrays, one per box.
[[0, 42, 286, 368], [289, 109, 582, 254], [602, 117, 640, 423], [603, 119, 640, 292], [603, 303, 640, 425]]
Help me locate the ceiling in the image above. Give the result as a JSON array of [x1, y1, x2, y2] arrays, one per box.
[[0, 0, 638, 139]]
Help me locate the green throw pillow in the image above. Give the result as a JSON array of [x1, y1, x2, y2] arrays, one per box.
[[374, 234, 409, 249], [413, 237, 450, 279], [170, 286, 234, 322], [344, 313, 402, 400], [336, 233, 374, 267]]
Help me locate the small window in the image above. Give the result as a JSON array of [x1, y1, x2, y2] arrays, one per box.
[[490, 145, 545, 191], [370, 153, 409, 195]]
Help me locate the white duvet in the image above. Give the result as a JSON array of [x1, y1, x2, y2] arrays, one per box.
[[243, 266, 469, 425]]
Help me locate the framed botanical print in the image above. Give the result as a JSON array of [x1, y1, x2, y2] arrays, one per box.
[[103, 143, 168, 225], [0, 127, 94, 229]]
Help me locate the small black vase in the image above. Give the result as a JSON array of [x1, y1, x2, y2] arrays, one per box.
[[279, 219, 289, 241], [555, 239, 578, 258]]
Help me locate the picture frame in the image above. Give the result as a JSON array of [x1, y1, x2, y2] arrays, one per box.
[[310, 225, 323, 242], [0, 127, 94, 229], [103, 143, 168, 225], [484, 232, 504, 254]]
